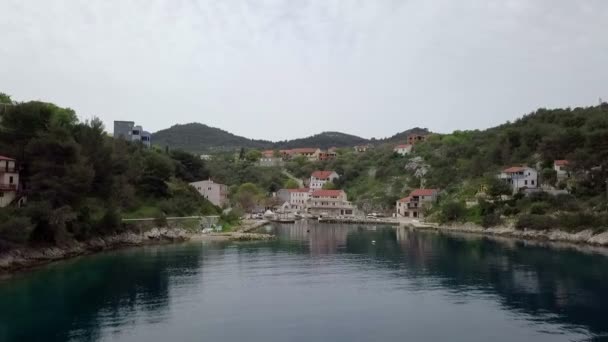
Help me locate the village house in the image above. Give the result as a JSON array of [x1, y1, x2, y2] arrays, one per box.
[[318, 150, 337, 161], [309, 171, 340, 191], [189, 179, 229, 207], [396, 189, 439, 219], [280, 148, 322, 161], [354, 144, 372, 153], [259, 150, 284, 167], [499, 166, 538, 193], [393, 144, 413, 156], [307, 189, 354, 217], [407, 133, 428, 145], [0, 156, 19, 208], [554, 160, 571, 181]]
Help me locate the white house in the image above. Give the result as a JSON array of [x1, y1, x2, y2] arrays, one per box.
[[499, 166, 538, 193], [190, 179, 229, 207], [393, 144, 413, 156], [309, 171, 340, 191], [0, 155, 19, 207]]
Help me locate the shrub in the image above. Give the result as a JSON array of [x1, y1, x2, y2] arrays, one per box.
[[515, 214, 556, 230], [0, 216, 34, 244], [529, 202, 550, 215], [481, 213, 503, 228], [503, 206, 520, 216], [439, 201, 467, 223], [98, 207, 122, 232], [154, 213, 168, 227]]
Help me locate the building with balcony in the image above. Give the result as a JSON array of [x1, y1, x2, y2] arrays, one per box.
[[307, 189, 354, 217], [0, 155, 19, 207], [499, 166, 538, 193], [189, 179, 228, 207], [396, 189, 439, 219]]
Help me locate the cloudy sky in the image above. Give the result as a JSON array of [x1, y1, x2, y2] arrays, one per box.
[[1, 1, 607, 140]]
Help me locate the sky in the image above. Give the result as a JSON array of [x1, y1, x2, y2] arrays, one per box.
[[1, 1, 607, 141]]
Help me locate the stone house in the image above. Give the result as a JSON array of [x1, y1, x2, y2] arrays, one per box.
[[396, 189, 439, 219]]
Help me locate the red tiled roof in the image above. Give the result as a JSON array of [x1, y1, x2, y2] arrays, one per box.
[[0, 155, 15, 161], [288, 188, 309, 193], [502, 166, 528, 173], [394, 144, 412, 149], [311, 170, 336, 179], [398, 196, 411, 203], [311, 189, 344, 197], [282, 148, 318, 154], [410, 189, 438, 197], [261, 150, 275, 158], [554, 160, 569, 166]]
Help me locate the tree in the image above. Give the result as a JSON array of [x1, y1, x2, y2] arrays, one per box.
[[284, 179, 299, 189], [485, 176, 512, 198], [322, 181, 337, 190], [244, 150, 262, 163], [0, 92, 12, 104], [233, 183, 262, 213]]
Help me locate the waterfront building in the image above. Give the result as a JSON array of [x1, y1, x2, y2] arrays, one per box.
[[0, 155, 19, 207], [396, 189, 439, 219], [307, 189, 354, 217]]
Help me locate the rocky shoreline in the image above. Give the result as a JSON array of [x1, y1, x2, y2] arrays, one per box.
[[410, 222, 608, 247], [0, 220, 274, 274]]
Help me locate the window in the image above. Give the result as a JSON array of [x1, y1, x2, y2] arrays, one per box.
[[531, 180, 535, 185], [9, 176, 13, 184], [524, 180, 528, 185], [132, 130, 140, 135]]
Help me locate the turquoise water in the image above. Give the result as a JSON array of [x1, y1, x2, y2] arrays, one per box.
[[1, 222, 608, 342]]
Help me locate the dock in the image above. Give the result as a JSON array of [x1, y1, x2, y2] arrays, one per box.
[[317, 217, 400, 225]]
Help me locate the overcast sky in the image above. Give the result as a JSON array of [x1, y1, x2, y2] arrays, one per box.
[[1, 1, 607, 140]]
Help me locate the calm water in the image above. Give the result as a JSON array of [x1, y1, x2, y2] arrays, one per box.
[[1, 223, 608, 342]]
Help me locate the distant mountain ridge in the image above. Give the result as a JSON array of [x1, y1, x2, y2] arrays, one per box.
[[151, 123, 430, 153]]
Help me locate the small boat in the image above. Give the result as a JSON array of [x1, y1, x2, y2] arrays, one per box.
[[271, 218, 296, 223]]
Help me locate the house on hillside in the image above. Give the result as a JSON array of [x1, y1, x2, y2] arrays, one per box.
[[113, 121, 151, 148], [554, 160, 571, 181], [0, 155, 19, 207], [259, 150, 284, 167], [280, 148, 322, 161], [309, 171, 340, 191], [307, 189, 354, 217], [407, 133, 428, 145], [396, 189, 439, 219], [499, 166, 538, 193], [354, 144, 372, 153], [318, 150, 337, 161], [393, 144, 413, 156], [190, 179, 228, 207]]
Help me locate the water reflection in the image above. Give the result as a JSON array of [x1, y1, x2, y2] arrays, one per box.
[[0, 244, 205, 342], [1, 223, 607, 341]]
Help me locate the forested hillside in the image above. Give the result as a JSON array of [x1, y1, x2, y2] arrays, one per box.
[[152, 123, 273, 152], [0, 94, 224, 249], [151, 123, 430, 153], [282, 104, 608, 230]]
